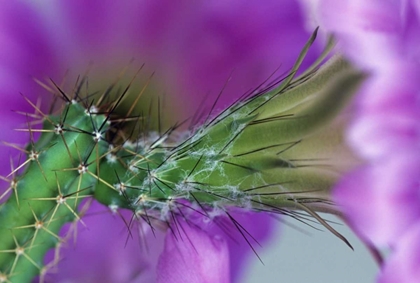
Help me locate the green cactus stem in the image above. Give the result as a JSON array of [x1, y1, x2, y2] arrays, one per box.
[[0, 29, 363, 282], [0, 99, 110, 282]]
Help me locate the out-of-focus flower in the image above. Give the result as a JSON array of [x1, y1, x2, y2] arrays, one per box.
[[305, 0, 420, 282], [156, 219, 230, 283], [379, 223, 420, 283], [0, 1, 318, 282]]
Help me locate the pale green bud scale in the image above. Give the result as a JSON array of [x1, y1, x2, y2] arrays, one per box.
[[0, 29, 363, 282]]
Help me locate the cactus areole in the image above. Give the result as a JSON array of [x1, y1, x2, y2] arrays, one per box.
[[0, 30, 363, 282]]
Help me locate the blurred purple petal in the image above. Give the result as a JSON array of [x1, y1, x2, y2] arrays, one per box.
[[209, 211, 276, 282], [45, 202, 162, 282], [318, 0, 414, 70], [135, 0, 321, 109], [157, 201, 277, 282], [347, 71, 420, 159], [334, 154, 420, 246], [0, 2, 62, 171], [157, 220, 230, 283], [311, 0, 420, 281], [379, 223, 420, 283]]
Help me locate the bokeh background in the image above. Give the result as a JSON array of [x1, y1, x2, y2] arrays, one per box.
[[0, 1, 379, 282], [245, 215, 378, 283]]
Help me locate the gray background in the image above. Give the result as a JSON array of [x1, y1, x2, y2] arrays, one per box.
[[241, 214, 379, 283]]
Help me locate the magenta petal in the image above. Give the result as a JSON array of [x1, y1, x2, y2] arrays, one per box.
[[379, 224, 420, 283], [157, 221, 230, 283], [348, 85, 420, 159], [135, 0, 320, 109], [0, 2, 62, 176], [318, 0, 408, 69], [210, 211, 276, 282], [45, 202, 161, 283], [334, 154, 420, 246]]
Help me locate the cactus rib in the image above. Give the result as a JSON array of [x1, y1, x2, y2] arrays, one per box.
[[0, 29, 363, 282]]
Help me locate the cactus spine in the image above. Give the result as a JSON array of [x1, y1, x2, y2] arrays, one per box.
[[0, 100, 109, 282], [0, 30, 363, 282]]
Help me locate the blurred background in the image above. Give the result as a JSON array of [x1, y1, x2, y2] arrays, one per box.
[[0, 1, 379, 282], [244, 214, 378, 283]]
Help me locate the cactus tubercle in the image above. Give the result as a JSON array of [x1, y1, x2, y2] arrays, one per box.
[[0, 29, 363, 282]]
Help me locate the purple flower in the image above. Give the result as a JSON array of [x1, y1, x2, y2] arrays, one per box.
[[308, 0, 420, 281], [157, 222, 230, 283], [0, 1, 317, 282], [379, 223, 420, 283]]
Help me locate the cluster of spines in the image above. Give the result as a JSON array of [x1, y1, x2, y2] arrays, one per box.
[[0, 29, 362, 282], [92, 29, 360, 248], [0, 91, 114, 282]]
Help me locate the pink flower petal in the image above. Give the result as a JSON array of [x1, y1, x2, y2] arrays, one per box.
[[379, 223, 420, 283], [157, 221, 230, 283], [44, 202, 161, 282], [334, 153, 420, 246], [318, 0, 410, 69]]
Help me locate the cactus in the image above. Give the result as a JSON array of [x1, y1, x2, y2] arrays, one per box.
[[0, 30, 363, 282]]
